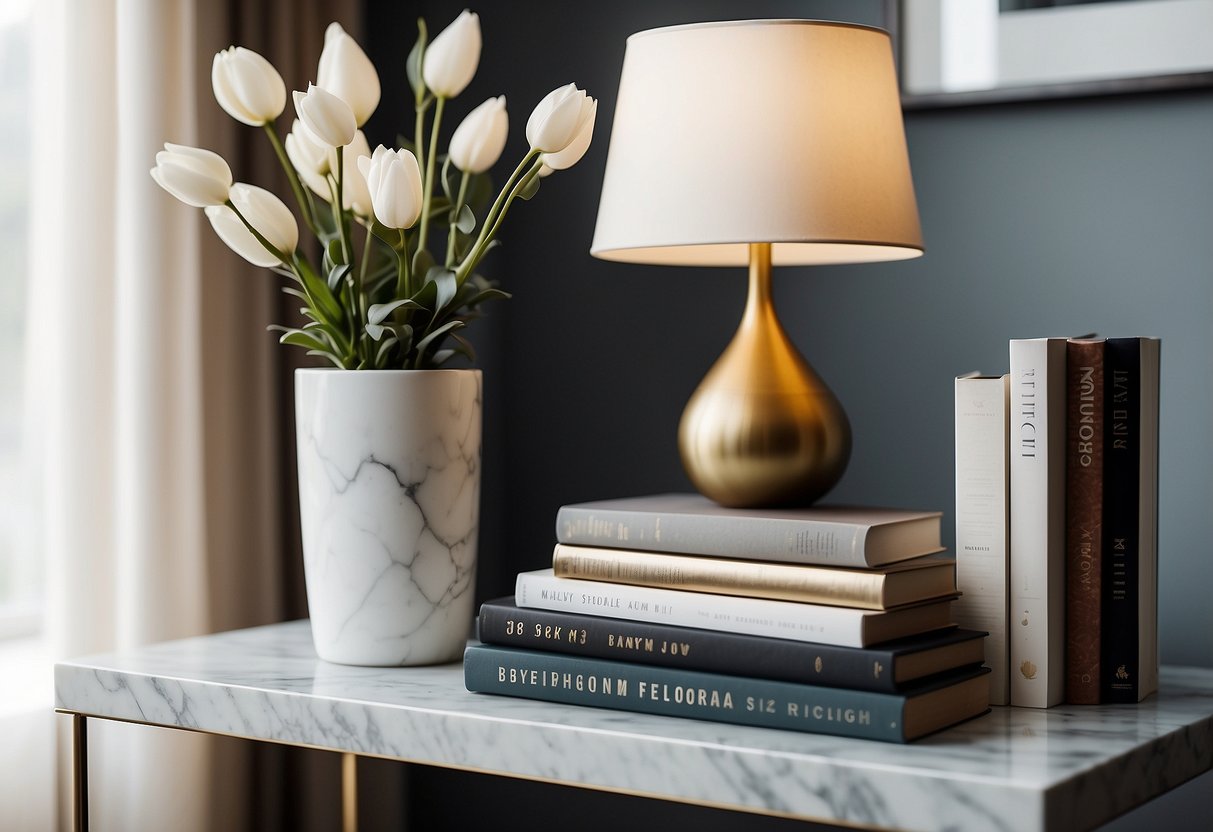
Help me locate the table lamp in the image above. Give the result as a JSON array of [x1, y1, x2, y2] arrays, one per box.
[[591, 19, 923, 507]]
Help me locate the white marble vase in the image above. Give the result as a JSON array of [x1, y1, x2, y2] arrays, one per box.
[[295, 368, 481, 665]]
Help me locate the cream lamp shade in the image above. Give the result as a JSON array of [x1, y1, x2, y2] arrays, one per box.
[[591, 19, 923, 508], [591, 19, 923, 266]]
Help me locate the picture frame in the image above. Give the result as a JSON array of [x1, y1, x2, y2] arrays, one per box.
[[895, 0, 1213, 108]]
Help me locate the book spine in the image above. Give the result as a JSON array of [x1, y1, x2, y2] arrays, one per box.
[[1066, 341, 1104, 704], [954, 375, 1011, 706], [1103, 338, 1141, 703], [551, 544, 886, 609], [1138, 339, 1160, 700], [555, 506, 869, 566], [464, 643, 913, 742], [1009, 339, 1067, 708], [515, 570, 877, 647], [477, 601, 906, 692]]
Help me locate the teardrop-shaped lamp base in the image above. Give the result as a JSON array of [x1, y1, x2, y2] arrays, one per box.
[[677, 244, 851, 508]]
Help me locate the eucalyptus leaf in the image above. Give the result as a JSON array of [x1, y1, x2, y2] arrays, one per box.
[[455, 204, 476, 234], [406, 18, 428, 101]]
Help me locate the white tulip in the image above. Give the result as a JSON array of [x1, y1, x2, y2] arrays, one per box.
[[317, 22, 380, 127], [215, 183, 299, 263], [286, 124, 373, 216], [150, 143, 232, 207], [526, 83, 593, 154], [541, 96, 596, 171], [293, 84, 356, 148], [212, 47, 286, 126], [357, 146, 423, 230], [205, 205, 281, 268], [422, 10, 481, 98], [342, 130, 374, 216], [449, 96, 508, 173]]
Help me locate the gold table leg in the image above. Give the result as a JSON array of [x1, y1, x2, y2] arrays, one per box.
[[342, 752, 357, 832], [72, 714, 89, 832]]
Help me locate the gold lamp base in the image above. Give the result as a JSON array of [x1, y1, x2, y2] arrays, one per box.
[[677, 243, 851, 508]]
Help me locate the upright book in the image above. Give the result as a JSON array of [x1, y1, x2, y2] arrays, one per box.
[[954, 373, 1011, 706], [464, 643, 991, 743], [1066, 338, 1105, 704], [478, 598, 987, 693], [556, 494, 943, 567], [1101, 337, 1160, 703], [551, 544, 957, 609], [1008, 338, 1067, 708], [515, 569, 955, 648]]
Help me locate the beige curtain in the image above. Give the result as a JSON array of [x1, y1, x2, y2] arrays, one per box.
[[22, 0, 357, 829]]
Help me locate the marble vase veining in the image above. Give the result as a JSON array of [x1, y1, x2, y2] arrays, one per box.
[[295, 368, 481, 665]]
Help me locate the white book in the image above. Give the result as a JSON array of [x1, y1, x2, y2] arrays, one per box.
[[514, 569, 955, 649], [954, 374, 1011, 705], [1009, 338, 1067, 708]]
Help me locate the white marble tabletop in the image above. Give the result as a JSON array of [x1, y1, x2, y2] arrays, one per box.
[[55, 620, 1213, 832]]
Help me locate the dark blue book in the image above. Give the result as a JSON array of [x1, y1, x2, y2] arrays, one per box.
[[464, 643, 990, 743], [477, 597, 985, 693]]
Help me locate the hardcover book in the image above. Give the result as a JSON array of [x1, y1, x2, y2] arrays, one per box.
[[478, 598, 987, 693], [515, 569, 956, 648], [954, 373, 1011, 705], [1101, 337, 1160, 703], [1008, 338, 1067, 708], [556, 494, 943, 567], [464, 643, 991, 743], [552, 544, 956, 610], [1066, 338, 1105, 704]]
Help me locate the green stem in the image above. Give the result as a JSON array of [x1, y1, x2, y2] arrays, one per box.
[[395, 229, 412, 298], [357, 227, 373, 363], [414, 100, 428, 173], [457, 149, 539, 281], [227, 199, 290, 264], [445, 170, 470, 267], [262, 122, 315, 233], [417, 95, 446, 255], [334, 149, 352, 264]]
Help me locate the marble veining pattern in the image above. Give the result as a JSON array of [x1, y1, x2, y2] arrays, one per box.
[[295, 370, 481, 665], [56, 621, 1213, 831]]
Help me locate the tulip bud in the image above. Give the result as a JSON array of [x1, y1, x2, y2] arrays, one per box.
[[357, 146, 423, 230], [449, 96, 508, 174], [422, 10, 481, 98], [212, 47, 287, 126], [526, 83, 594, 154], [541, 97, 596, 172], [286, 124, 373, 216], [317, 22, 380, 127], [222, 183, 299, 262], [293, 84, 356, 148], [150, 143, 233, 207]]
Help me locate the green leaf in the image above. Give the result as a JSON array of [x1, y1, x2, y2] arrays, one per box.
[[431, 349, 457, 366], [441, 156, 455, 201], [517, 173, 541, 201], [368, 298, 420, 326], [328, 263, 351, 292], [279, 329, 329, 352], [406, 18, 429, 101], [412, 247, 435, 282], [425, 266, 457, 312], [327, 238, 345, 267], [455, 204, 476, 234], [451, 333, 477, 361], [375, 336, 399, 367], [414, 319, 465, 358], [396, 324, 414, 358]]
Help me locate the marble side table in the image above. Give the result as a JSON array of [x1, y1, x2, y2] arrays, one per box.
[[55, 620, 1213, 831]]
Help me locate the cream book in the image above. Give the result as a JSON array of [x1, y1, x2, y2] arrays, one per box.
[[1009, 338, 1067, 708], [954, 374, 1011, 705]]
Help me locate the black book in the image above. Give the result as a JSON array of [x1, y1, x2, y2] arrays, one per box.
[[477, 597, 986, 694]]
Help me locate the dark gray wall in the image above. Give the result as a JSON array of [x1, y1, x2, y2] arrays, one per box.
[[363, 0, 1212, 826], [369, 0, 1212, 670]]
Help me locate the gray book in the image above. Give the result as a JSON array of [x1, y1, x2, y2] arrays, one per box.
[[556, 493, 942, 567]]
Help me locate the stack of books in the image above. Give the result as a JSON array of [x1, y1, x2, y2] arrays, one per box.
[[954, 336, 1160, 708], [465, 494, 991, 743]]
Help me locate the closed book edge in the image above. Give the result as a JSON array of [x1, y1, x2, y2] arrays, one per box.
[[556, 494, 943, 567], [515, 569, 956, 648], [552, 544, 955, 610], [1009, 338, 1067, 708], [478, 597, 987, 692], [464, 643, 991, 743], [1066, 339, 1104, 704], [954, 373, 1011, 705]]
